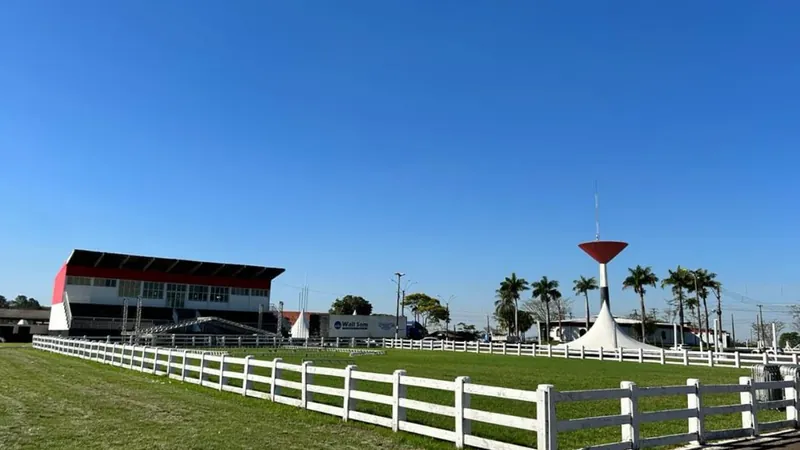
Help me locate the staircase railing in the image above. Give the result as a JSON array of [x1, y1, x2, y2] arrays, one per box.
[[63, 292, 73, 328]]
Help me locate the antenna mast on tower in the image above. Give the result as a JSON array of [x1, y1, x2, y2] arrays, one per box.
[[594, 181, 600, 241]]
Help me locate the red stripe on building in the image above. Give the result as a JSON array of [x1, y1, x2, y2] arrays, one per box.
[[52, 264, 67, 305]]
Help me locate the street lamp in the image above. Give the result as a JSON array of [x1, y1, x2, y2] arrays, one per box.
[[394, 272, 405, 340]]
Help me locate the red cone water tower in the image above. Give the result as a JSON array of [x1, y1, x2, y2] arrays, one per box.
[[578, 241, 628, 308]]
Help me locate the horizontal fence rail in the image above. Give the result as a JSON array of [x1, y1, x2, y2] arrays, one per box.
[[34, 336, 800, 450], [380, 338, 800, 370], [68, 335, 800, 369]]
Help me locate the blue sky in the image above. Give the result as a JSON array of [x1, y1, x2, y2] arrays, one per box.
[[1, 1, 798, 333]]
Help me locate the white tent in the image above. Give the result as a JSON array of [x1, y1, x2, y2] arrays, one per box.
[[557, 301, 659, 350], [290, 310, 310, 339]]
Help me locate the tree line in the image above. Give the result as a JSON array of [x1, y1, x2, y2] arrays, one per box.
[[0, 295, 44, 309], [494, 265, 723, 344]]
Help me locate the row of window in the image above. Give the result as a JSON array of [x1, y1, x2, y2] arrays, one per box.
[[65, 277, 269, 301]]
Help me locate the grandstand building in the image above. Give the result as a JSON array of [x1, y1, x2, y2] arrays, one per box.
[[49, 249, 285, 337]]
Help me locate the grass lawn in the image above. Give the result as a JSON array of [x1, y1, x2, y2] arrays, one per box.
[[3, 344, 784, 449], [224, 347, 781, 448], [0, 346, 445, 450]]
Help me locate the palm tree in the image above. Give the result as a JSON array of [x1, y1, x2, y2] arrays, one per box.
[[689, 269, 720, 348], [685, 296, 700, 328], [531, 276, 561, 342], [498, 273, 529, 339], [573, 276, 598, 330], [662, 266, 692, 345], [710, 278, 723, 343], [621, 265, 659, 342]]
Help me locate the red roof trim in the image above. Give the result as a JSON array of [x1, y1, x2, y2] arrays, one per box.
[[66, 266, 273, 289]]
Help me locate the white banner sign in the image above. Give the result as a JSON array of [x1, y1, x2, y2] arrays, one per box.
[[327, 315, 407, 338]]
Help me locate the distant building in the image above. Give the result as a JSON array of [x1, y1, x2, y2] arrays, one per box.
[[0, 309, 50, 342], [547, 316, 730, 348]]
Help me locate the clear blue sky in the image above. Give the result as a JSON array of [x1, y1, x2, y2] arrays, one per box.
[[2, 1, 799, 333]]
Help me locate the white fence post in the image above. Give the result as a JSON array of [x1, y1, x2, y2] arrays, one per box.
[[599, 346, 604, 361], [152, 348, 160, 374], [564, 345, 569, 359], [166, 349, 173, 376], [180, 350, 188, 381], [271, 358, 283, 401], [734, 351, 741, 368], [301, 361, 313, 408], [660, 348, 665, 365], [683, 349, 689, 366], [617, 347, 623, 362], [536, 384, 556, 450], [342, 365, 357, 421], [687, 378, 705, 444], [740, 376, 758, 436], [392, 369, 407, 432], [707, 350, 713, 367], [199, 352, 208, 384], [454, 376, 471, 448], [547, 344, 552, 358], [242, 355, 253, 396], [637, 348, 643, 363], [580, 345, 585, 359], [219, 354, 228, 391], [620, 381, 639, 449], [785, 375, 798, 427]]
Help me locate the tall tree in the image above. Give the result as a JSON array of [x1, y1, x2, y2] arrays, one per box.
[[531, 276, 560, 342], [685, 297, 700, 328], [710, 279, 723, 343], [661, 266, 692, 344], [497, 273, 529, 339], [0, 295, 7, 308], [402, 293, 447, 328], [621, 265, 659, 342], [403, 292, 432, 324], [688, 269, 717, 343], [572, 276, 598, 330], [10, 295, 40, 309], [329, 295, 373, 315]]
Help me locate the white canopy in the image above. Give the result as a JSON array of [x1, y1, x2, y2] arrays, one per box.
[[557, 301, 660, 350], [291, 310, 310, 339]]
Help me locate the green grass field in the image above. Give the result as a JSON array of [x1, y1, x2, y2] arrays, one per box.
[[1, 344, 783, 449]]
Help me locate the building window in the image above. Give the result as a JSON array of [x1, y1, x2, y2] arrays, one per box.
[[210, 286, 229, 303], [188, 285, 208, 302], [92, 277, 117, 288], [251, 288, 269, 297], [66, 276, 92, 286], [142, 282, 164, 299], [231, 287, 250, 296], [118, 280, 141, 298], [166, 283, 187, 308]]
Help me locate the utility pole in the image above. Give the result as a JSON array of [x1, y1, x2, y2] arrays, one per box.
[[715, 286, 723, 348], [757, 305, 765, 348], [731, 313, 736, 347], [445, 302, 450, 333], [394, 272, 404, 340], [486, 315, 490, 341]]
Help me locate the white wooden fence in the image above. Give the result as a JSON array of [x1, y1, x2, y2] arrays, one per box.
[[381, 338, 800, 369], [33, 335, 800, 450], [74, 334, 799, 369]]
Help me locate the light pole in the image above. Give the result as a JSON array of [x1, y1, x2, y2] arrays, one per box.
[[394, 272, 404, 339], [401, 280, 417, 316]]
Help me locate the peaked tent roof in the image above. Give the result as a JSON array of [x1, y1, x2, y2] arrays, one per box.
[[291, 309, 310, 339], [556, 301, 660, 350]]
